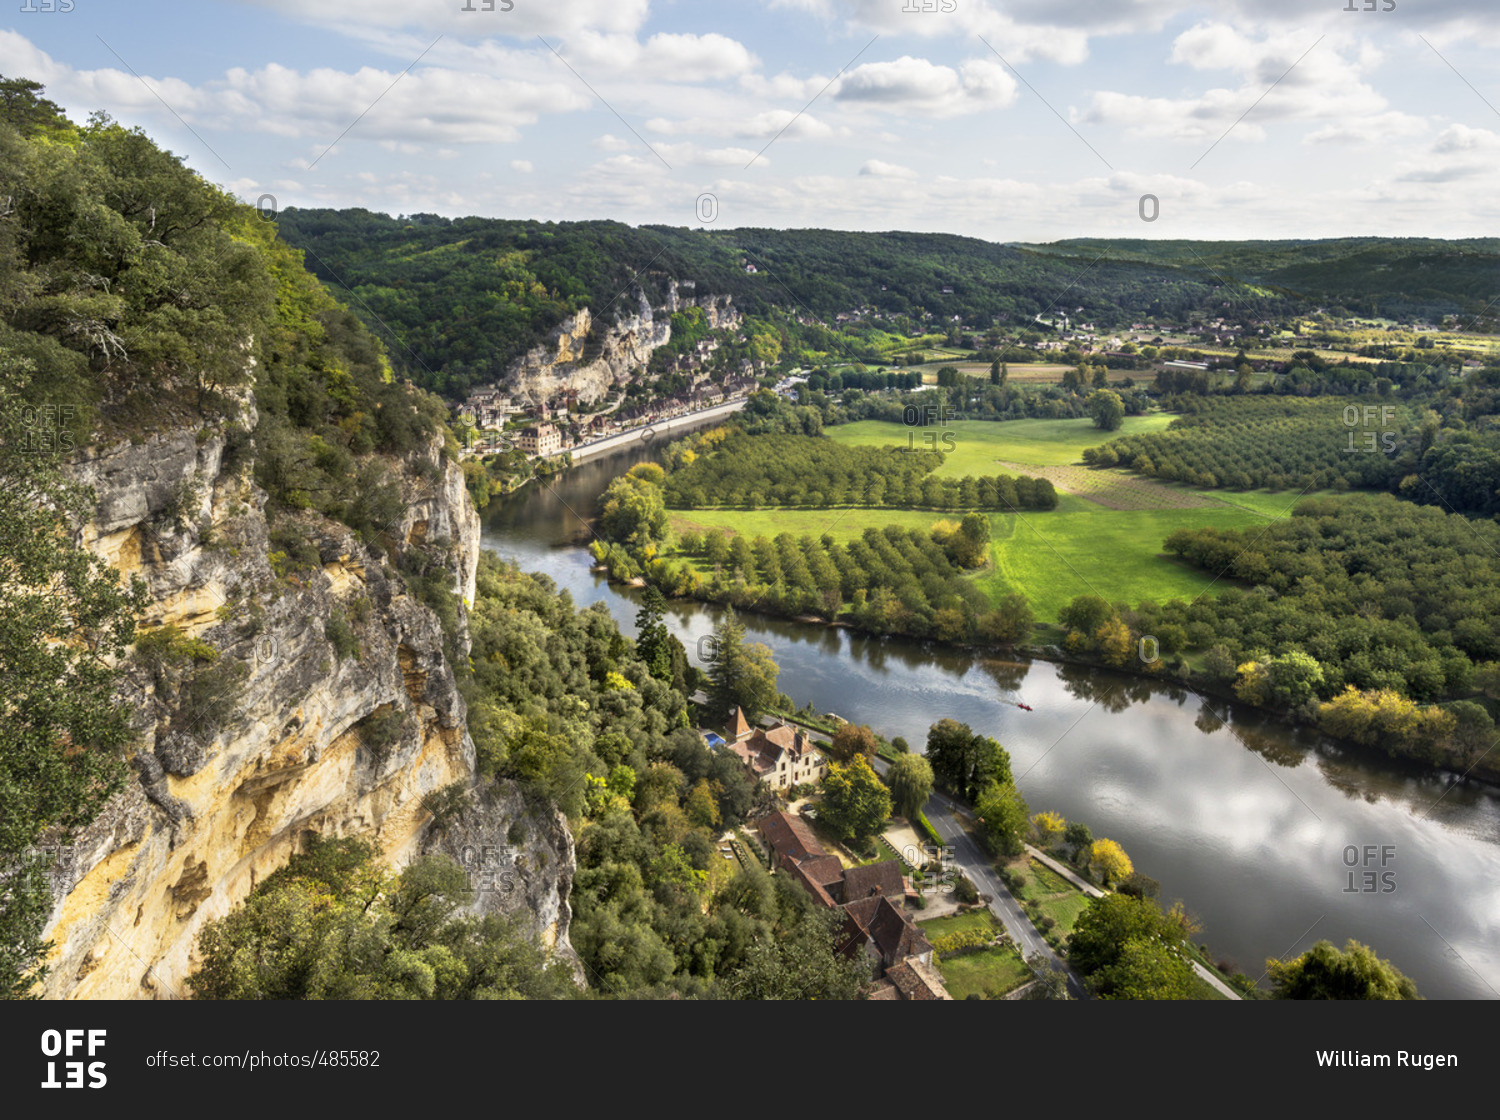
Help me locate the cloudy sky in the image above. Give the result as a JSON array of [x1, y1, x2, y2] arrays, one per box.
[[7, 0, 1500, 241]]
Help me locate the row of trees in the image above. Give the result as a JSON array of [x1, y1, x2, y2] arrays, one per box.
[[662, 431, 1058, 512], [666, 523, 1035, 644]]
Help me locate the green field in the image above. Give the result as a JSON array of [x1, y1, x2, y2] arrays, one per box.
[[980, 496, 1271, 623], [825, 416, 1176, 471], [668, 417, 1333, 626], [669, 506, 940, 543]]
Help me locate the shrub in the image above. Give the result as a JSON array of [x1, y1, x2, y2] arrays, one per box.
[[325, 608, 361, 662], [953, 874, 979, 905]]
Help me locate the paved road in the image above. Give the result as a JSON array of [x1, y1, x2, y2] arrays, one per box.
[[567, 399, 746, 462], [922, 791, 1089, 999]]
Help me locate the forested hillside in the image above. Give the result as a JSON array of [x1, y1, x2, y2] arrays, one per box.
[[274, 209, 1308, 398], [1028, 237, 1500, 323]]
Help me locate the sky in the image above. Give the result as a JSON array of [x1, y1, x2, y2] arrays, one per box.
[[6, 0, 1500, 242]]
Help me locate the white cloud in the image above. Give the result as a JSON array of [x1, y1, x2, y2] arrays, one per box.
[[2, 34, 591, 151], [645, 110, 844, 142], [510, 159, 534, 172], [559, 30, 759, 82], [859, 159, 919, 178], [1433, 123, 1500, 152], [833, 55, 1017, 116], [1081, 24, 1412, 146]]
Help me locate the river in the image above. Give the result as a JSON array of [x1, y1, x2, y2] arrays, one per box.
[[479, 435, 1500, 1000]]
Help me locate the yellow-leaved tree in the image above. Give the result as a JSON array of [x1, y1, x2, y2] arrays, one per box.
[[1090, 838, 1133, 887], [1030, 811, 1066, 848]]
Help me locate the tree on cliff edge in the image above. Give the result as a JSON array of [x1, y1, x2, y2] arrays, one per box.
[[0, 355, 148, 998]]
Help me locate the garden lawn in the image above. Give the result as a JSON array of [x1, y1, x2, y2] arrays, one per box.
[[932, 945, 1032, 999], [1014, 858, 1092, 938]]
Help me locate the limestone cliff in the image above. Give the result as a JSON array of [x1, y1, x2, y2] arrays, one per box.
[[39, 397, 579, 998], [508, 280, 739, 405]]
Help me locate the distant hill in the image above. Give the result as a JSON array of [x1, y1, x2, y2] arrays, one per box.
[[275, 211, 1497, 399], [1023, 237, 1500, 322]]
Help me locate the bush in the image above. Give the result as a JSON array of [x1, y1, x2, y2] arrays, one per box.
[[932, 927, 991, 954], [325, 608, 361, 662], [356, 705, 408, 759], [953, 874, 979, 905]]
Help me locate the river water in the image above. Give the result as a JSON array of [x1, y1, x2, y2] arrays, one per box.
[[480, 437, 1500, 999]]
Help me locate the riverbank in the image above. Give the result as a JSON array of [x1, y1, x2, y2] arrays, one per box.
[[478, 428, 1500, 1000]]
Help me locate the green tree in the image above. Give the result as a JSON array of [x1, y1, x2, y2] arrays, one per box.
[[818, 755, 892, 842], [887, 754, 934, 821], [599, 473, 667, 547], [706, 611, 780, 724], [1067, 894, 1185, 983], [633, 587, 672, 681], [1022, 951, 1072, 1000], [1064, 821, 1093, 861], [1095, 937, 1197, 1000], [0, 357, 148, 998], [974, 781, 1028, 856], [1087, 389, 1125, 431], [1059, 594, 1113, 639], [1266, 939, 1420, 1000], [191, 837, 577, 1000], [723, 909, 870, 999]]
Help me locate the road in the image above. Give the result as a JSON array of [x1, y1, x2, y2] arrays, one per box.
[[566, 398, 746, 462], [923, 790, 1090, 999], [873, 753, 1085, 998]]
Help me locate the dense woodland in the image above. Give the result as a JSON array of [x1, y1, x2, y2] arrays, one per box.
[[453, 556, 869, 997], [1031, 237, 1500, 325], [1050, 494, 1500, 777]]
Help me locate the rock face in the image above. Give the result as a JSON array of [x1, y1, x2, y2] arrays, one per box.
[[40, 398, 576, 999], [508, 281, 738, 406], [421, 781, 583, 983]]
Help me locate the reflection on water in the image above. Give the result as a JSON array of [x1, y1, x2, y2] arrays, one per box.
[[479, 440, 1500, 1000]]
